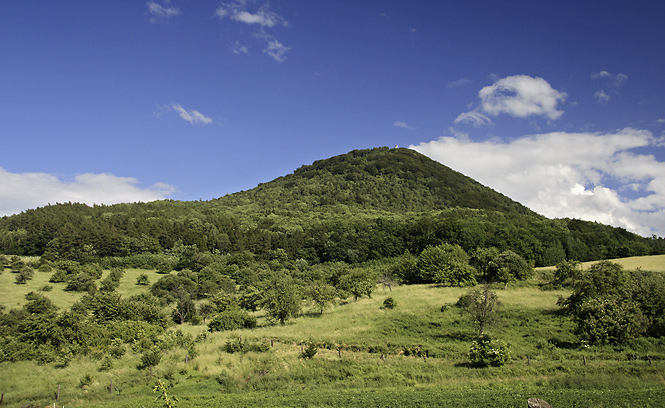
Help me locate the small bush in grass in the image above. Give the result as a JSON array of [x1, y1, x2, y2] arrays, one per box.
[[468, 335, 510, 367], [39, 284, 53, 292], [382, 296, 396, 309], [301, 342, 318, 359], [79, 373, 93, 389], [138, 349, 162, 376], [222, 336, 269, 354], [98, 356, 113, 371], [136, 273, 150, 286]]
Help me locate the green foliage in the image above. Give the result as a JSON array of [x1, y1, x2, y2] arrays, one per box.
[[551, 259, 583, 288], [136, 273, 150, 286], [382, 296, 396, 309], [457, 285, 501, 336], [492, 250, 533, 286], [306, 280, 338, 313], [574, 296, 647, 345], [336, 268, 376, 300], [409, 244, 476, 286], [301, 341, 318, 359], [261, 274, 302, 324], [153, 379, 179, 408], [468, 335, 510, 367], [222, 335, 269, 353], [563, 260, 629, 313], [138, 348, 162, 370], [15, 266, 34, 284], [207, 309, 257, 332]]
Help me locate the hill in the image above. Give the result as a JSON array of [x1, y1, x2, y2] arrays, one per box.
[[0, 147, 662, 265], [213, 147, 535, 216]]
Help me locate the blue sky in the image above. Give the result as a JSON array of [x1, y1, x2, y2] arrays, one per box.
[[1, 1, 665, 236]]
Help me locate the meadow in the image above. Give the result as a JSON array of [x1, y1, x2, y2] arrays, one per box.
[[1, 256, 664, 407]]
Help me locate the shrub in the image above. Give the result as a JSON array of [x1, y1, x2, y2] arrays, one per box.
[[382, 296, 396, 309], [136, 274, 150, 286], [468, 335, 510, 367], [208, 309, 257, 332], [301, 342, 318, 359], [222, 336, 269, 354]]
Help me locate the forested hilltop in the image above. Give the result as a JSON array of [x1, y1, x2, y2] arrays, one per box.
[[1, 147, 663, 266]]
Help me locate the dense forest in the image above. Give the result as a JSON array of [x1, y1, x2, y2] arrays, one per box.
[[1, 147, 662, 267]]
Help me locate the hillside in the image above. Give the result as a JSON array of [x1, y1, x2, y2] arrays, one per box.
[[213, 147, 535, 216], [0, 147, 662, 265]]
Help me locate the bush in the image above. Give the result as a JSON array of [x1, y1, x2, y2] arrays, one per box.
[[301, 342, 318, 359], [208, 309, 257, 332], [468, 335, 510, 367], [222, 336, 269, 354], [382, 296, 396, 309], [136, 274, 150, 286]]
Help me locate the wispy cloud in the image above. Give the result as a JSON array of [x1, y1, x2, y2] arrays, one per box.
[[172, 104, 212, 125], [146, 1, 180, 22], [411, 128, 665, 236], [232, 41, 250, 55], [262, 36, 290, 62], [448, 78, 472, 88], [595, 90, 611, 102], [393, 121, 413, 129], [455, 75, 567, 126], [216, 1, 290, 62], [454, 111, 493, 127], [216, 1, 288, 28], [591, 70, 628, 86], [0, 168, 176, 216]]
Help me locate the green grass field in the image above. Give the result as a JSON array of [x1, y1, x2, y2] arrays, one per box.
[[2, 257, 665, 407]]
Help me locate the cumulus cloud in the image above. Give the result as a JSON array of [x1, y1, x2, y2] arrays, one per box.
[[456, 75, 567, 126], [146, 1, 180, 21], [410, 128, 665, 237], [172, 104, 212, 125], [0, 168, 176, 216]]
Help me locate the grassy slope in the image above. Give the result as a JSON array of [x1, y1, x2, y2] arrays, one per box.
[[535, 254, 665, 275], [2, 258, 665, 407]]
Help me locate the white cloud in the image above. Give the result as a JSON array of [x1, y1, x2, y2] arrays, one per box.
[[216, 1, 290, 62], [592, 71, 628, 86], [216, 2, 288, 28], [479, 75, 567, 120], [171, 104, 212, 125], [146, 1, 180, 20], [410, 128, 665, 237], [232, 41, 250, 55], [595, 90, 611, 102], [0, 168, 176, 216], [454, 111, 493, 127], [262, 37, 290, 62], [393, 121, 413, 129], [456, 75, 567, 126]]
